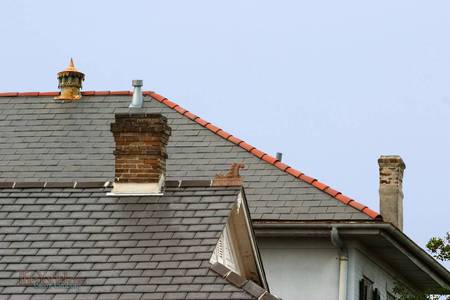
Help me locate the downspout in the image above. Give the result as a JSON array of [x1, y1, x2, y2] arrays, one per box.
[[331, 226, 348, 300]]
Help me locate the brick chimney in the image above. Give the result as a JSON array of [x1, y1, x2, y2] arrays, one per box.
[[110, 113, 171, 194], [378, 155, 406, 230]]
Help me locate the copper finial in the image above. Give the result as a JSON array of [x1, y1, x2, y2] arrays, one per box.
[[55, 58, 85, 101]]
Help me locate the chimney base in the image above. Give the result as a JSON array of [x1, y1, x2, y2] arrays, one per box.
[[110, 175, 165, 195]]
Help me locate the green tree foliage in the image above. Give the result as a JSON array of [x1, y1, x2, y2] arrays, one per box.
[[427, 233, 450, 262], [394, 232, 450, 300]]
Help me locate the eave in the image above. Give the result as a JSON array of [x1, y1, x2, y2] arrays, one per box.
[[253, 221, 450, 291]]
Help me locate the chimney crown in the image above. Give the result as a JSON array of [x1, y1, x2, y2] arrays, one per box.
[[55, 59, 85, 101]]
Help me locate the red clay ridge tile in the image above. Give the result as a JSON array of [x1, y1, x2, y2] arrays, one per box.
[[217, 130, 232, 139], [286, 167, 303, 178], [335, 194, 352, 205], [196, 118, 209, 127], [1, 89, 380, 219], [239, 142, 255, 152], [362, 207, 382, 220], [262, 154, 278, 165], [93, 91, 111, 96], [251, 148, 265, 158], [18, 92, 40, 97], [299, 174, 316, 184], [39, 92, 60, 96], [206, 123, 221, 133], [0, 88, 372, 220], [312, 181, 329, 191], [110, 91, 132, 95], [274, 161, 289, 171], [324, 187, 340, 197], [348, 200, 366, 211], [183, 111, 198, 120], [140, 89, 382, 220], [162, 98, 177, 109], [227, 135, 243, 145], [148, 92, 166, 102], [0, 92, 19, 97], [174, 106, 187, 115]]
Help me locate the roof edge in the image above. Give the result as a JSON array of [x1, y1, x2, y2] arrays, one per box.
[[210, 262, 281, 300], [252, 222, 450, 288], [0, 91, 133, 97], [0, 90, 381, 220], [144, 91, 382, 221]]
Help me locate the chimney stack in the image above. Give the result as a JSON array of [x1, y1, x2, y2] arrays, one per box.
[[110, 113, 171, 194], [55, 58, 85, 101], [378, 155, 406, 230]]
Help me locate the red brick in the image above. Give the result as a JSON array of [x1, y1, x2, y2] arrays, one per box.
[[111, 114, 171, 183]]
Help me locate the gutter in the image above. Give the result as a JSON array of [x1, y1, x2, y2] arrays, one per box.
[[253, 222, 450, 288]]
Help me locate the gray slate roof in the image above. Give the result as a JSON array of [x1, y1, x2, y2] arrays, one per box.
[[0, 95, 370, 221], [0, 185, 257, 300]]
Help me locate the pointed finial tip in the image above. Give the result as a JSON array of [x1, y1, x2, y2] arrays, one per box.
[[63, 58, 79, 72]]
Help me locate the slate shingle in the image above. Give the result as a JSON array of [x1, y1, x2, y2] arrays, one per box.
[[0, 186, 259, 299], [0, 95, 370, 221]]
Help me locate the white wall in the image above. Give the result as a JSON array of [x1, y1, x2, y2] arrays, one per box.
[[258, 237, 413, 300], [258, 237, 339, 300], [347, 245, 406, 300]]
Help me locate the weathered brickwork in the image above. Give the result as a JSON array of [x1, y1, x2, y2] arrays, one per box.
[[378, 155, 406, 230], [111, 113, 171, 183]]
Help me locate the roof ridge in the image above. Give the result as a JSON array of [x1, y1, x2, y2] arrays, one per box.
[[0, 91, 133, 97], [144, 90, 381, 221], [0, 90, 381, 220]]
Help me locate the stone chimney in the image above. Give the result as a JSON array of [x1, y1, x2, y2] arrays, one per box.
[[378, 155, 406, 230], [55, 59, 85, 101], [110, 113, 171, 194]]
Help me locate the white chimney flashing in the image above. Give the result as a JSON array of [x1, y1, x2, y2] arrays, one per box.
[[108, 175, 165, 196]]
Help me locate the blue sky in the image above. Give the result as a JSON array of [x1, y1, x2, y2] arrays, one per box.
[[1, 0, 449, 265]]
